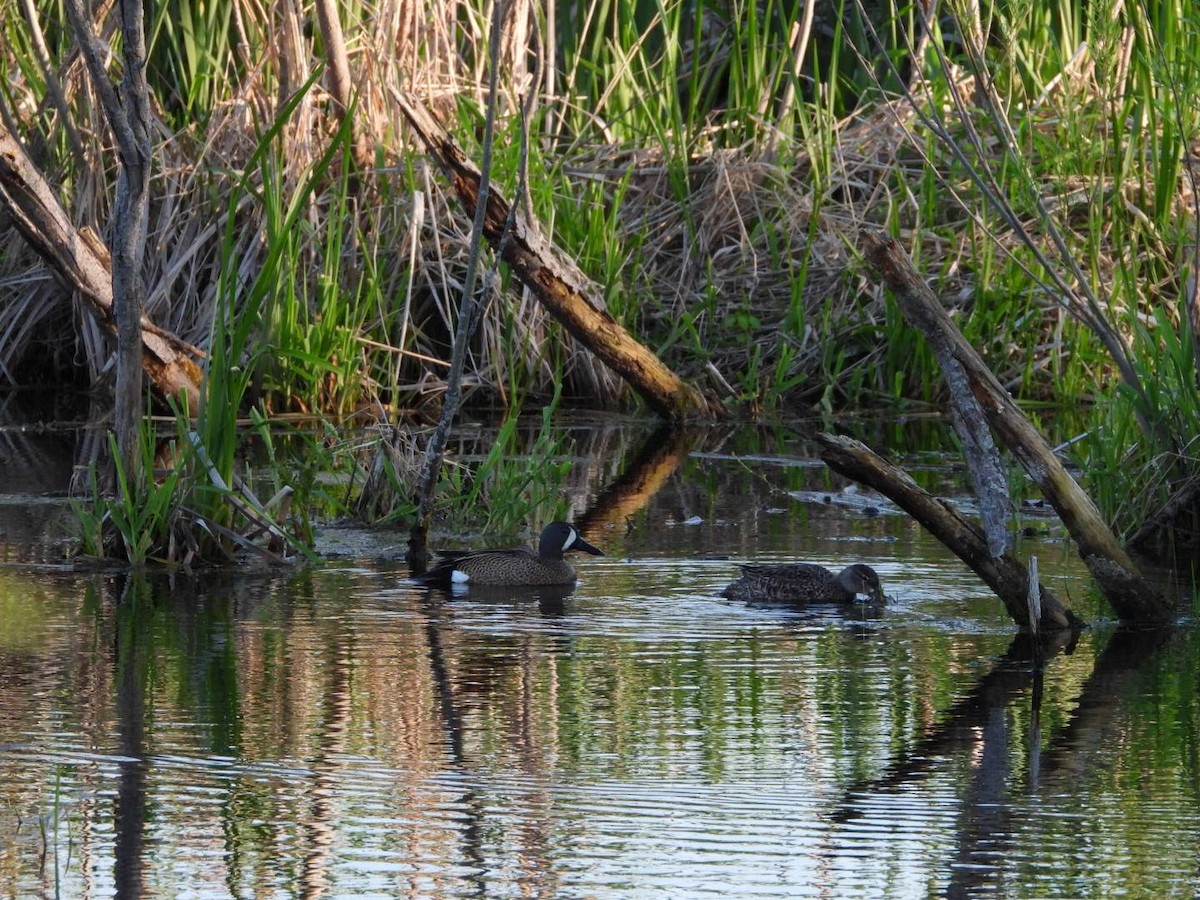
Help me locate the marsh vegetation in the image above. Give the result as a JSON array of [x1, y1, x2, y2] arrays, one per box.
[[0, 0, 1197, 597], [4, 5, 1200, 892]]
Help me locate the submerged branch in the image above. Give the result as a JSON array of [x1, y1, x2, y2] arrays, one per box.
[[815, 433, 1082, 632]]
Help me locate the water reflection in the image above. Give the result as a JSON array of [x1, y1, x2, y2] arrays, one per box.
[[0, 421, 1197, 897]]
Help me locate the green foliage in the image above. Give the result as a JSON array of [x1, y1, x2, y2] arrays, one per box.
[[1082, 303, 1200, 538], [75, 426, 181, 565], [438, 392, 574, 533], [251, 124, 375, 415], [72, 403, 320, 566], [146, 0, 239, 124], [551, 0, 907, 151], [245, 410, 350, 549]]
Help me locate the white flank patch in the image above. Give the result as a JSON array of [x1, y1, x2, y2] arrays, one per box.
[[451, 570, 471, 583]]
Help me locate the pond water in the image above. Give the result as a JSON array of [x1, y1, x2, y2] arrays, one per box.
[[0, 414, 1198, 898]]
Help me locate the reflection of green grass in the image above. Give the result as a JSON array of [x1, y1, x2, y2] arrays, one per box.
[[0, 589, 52, 651], [5, 554, 1200, 896]]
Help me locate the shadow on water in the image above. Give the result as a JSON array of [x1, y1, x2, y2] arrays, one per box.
[[0, 392, 100, 563]]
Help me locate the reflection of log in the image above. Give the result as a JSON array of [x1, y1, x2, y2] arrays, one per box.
[[1036, 625, 1174, 785], [831, 629, 1073, 817], [861, 231, 1172, 623], [0, 124, 203, 408], [393, 92, 719, 422], [576, 426, 696, 537], [816, 433, 1083, 631]]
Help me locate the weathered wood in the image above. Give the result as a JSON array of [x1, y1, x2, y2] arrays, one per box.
[[861, 230, 1173, 623], [0, 123, 203, 409], [392, 90, 720, 422], [65, 0, 154, 480], [815, 432, 1083, 631]]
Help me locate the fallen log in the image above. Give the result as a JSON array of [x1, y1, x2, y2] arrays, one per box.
[[815, 433, 1083, 631], [392, 91, 720, 422], [0, 123, 202, 409], [861, 230, 1173, 624]]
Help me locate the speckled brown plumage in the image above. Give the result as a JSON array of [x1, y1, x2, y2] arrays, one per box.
[[414, 521, 604, 588], [722, 562, 885, 605]]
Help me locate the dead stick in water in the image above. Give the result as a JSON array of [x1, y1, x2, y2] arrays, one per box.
[[406, 2, 506, 570]]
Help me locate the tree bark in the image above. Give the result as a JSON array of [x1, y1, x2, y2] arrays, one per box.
[[861, 230, 1173, 623], [65, 0, 153, 479], [0, 124, 202, 410], [112, 0, 152, 480], [815, 432, 1083, 631], [392, 91, 720, 422]]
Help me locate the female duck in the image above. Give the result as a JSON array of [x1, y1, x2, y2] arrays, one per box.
[[415, 521, 603, 588], [722, 562, 885, 605]]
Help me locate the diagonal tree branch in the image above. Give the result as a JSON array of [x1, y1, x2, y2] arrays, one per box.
[[391, 88, 720, 422], [0, 122, 202, 407]]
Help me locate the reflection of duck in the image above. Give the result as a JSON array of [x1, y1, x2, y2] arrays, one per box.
[[414, 522, 604, 587], [722, 562, 885, 605]]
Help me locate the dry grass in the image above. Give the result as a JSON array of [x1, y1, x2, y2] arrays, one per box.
[[0, 0, 1192, 417]]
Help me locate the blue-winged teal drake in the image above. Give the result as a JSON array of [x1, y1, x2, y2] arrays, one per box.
[[721, 562, 885, 605], [414, 521, 604, 588]]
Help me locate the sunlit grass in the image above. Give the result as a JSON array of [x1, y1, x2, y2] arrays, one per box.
[[3, 0, 1200, 562]]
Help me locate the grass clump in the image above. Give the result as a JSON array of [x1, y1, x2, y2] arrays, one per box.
[[73, 408, 314, 566]]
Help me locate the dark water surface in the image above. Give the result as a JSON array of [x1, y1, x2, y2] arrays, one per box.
[[0, 417, 1198, 898]]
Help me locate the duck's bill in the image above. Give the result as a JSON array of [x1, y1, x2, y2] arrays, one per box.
[[573, 535, 604, 556]]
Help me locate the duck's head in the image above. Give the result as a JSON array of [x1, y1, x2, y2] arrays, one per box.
[[540, 522, 604, 558], [838, 564, 886, 604]]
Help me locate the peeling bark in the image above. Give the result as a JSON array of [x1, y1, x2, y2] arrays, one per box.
[[393, 91, 720, 422]]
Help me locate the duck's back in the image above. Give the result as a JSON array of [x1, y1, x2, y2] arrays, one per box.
[[722, 563, 843, 604], [421, 548, 577, 587]]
